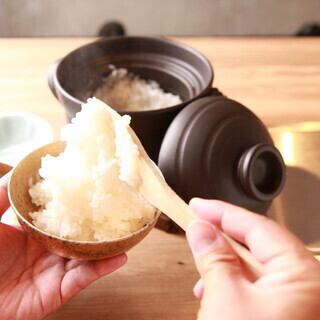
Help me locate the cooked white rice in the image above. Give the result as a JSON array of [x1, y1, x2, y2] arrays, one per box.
[[29, 98, 155, 241], [93, 67, 182, 111]]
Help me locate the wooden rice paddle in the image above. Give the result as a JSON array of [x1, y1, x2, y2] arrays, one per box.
[[107, 106, 265, 277]]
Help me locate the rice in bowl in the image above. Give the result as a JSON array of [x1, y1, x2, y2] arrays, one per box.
[[29, 98, 155, 241]]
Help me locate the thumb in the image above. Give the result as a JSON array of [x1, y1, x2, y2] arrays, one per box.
[[186, 221, 244, 291]]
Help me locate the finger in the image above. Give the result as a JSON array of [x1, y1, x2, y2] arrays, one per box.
[[0, 171, 11, 217], [61, 254, 127, 303], [190, 198, 313, 271], [186, 220, 245, 294], [193, 278, 204, 299]]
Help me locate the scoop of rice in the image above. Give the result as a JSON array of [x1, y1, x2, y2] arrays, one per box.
[[93, 67, 182, 111], [29, 98, 155, 241]]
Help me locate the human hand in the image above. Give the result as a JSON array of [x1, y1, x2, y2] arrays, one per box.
[[0, 173, 127, 320], [186, 198, 320, 320]]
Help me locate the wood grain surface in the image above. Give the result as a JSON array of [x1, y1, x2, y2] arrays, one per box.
[[0, 37, 319, 319]]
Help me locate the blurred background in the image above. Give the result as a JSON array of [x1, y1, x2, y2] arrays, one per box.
[[1, 0, 320, 37]]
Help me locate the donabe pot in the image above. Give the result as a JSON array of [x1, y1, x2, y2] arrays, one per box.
[[48, 36, 213, 162], [48, 36, 286, 214]]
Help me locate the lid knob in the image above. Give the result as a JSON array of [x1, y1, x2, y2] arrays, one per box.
[[237, 144, 286, 201]]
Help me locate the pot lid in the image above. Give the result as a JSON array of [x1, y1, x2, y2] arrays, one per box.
[[158, 96, 286, 214]]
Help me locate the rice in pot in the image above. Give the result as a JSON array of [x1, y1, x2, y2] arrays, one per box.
[[93, 67, 182, 111]]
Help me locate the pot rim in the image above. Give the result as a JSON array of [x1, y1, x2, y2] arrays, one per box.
[[53, 36, 214, 115]]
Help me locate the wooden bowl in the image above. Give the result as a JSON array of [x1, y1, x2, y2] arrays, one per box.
[[8, 141, 160, 260]]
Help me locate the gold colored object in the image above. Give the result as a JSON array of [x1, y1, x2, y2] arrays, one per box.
[[269, 122, 320, 254]]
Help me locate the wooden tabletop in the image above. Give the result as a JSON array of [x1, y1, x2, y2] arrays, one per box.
[[0, 37, 320, 320]]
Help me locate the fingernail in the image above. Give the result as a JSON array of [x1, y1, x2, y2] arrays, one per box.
[[189, 197, 201, 205], [186, 220, 218, 256]]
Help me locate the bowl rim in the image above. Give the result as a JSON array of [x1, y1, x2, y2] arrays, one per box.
[[8, 141, 161, 245], [53, 35, 214, 115]]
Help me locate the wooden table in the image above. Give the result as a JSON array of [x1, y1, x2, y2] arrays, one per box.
[[0, 37, 319, 319]]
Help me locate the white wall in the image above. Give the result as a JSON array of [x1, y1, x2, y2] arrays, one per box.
[[0, 0, 319, 36]]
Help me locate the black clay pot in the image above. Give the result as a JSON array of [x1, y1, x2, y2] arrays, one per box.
[[48, 36, 213, 162], [48, 36, 286, 214]]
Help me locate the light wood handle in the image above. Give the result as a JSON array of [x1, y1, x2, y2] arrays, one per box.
[[171, 195, 264, 277], [222, 234, 264, 276], [171, 200, 264, 277]]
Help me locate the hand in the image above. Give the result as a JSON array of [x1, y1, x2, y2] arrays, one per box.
[[186, 198, 320, 320], [0, 173, 127, 320]]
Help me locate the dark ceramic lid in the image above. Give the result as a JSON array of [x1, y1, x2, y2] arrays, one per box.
[[158, 96, 286, 214]]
